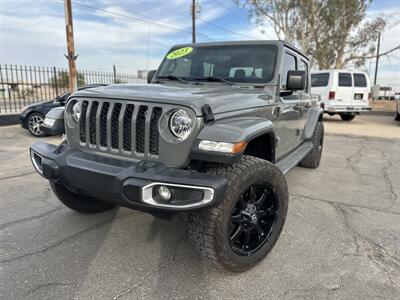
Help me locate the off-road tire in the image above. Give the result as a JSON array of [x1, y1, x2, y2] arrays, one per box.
[[299, 121, 324, 168], [340, 113, 356, 121], [188, 156, 288, 272], [50, 182, 117, 214], [395, 111, 400, 121]]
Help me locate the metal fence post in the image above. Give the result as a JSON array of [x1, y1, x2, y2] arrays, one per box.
[[53, 67, 59, 96], [52, 67, 59, 96], [113, 65, 117, 84]]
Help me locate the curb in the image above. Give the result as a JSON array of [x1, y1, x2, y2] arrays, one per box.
[[0, 114, 20, 126]]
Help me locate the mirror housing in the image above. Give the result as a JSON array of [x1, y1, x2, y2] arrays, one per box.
[[147, 70, 156, 83], [286, 70, 306, 90]]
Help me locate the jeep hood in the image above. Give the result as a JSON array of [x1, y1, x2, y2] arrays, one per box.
[[73, 83, 276, 116]]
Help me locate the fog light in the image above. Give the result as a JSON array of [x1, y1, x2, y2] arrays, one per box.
[[158, 186, 172, 201]]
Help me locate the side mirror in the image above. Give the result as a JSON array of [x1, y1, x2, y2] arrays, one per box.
[[147, 70, 156, 83], [286, 70, 306, 90]]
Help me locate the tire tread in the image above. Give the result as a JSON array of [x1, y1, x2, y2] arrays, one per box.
[[188, 156, 288, 271], [299, 121, 324, 169]]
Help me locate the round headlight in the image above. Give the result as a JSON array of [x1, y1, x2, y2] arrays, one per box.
[[169, 109, 193, 140], [71, 102, 81, 123]]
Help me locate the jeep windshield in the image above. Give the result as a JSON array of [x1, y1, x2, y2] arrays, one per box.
[[157, 44, 278, 85]]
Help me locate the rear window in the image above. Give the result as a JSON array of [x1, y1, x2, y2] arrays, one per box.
[[311, 73, 329, 87], [354, 73, 367, 87], [338, 73, 352, 87]]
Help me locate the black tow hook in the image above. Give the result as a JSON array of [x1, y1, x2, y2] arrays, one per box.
[[136, 161, 157, 173]]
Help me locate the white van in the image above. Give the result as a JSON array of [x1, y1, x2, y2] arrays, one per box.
[[311, 69, 371, 121]]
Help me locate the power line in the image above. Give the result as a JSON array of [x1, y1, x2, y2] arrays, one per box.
[[68, 1, 215, 42], [216, 0, 276, 39], [215, 0, 249, 23], [197, 16, 258, 40], [2, 17, 60, 31]]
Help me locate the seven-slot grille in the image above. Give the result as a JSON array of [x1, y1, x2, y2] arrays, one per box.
[[78, 100, 163, 156]]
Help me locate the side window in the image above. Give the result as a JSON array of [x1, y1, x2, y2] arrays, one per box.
[[338, 73, 352, 87], [311, 73, 330, 87], [298, 59, 309, 91], [353, 73, 367, 87], [282, 52, 297, 89]]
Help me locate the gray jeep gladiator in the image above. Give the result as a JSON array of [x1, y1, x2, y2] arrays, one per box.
[[30, 41, 324, 272]]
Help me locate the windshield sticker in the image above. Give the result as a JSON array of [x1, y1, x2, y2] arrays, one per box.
[[166, 47, 193, 60]]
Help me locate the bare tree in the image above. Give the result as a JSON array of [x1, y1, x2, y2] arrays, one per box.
[[236, 0, 387, 69]]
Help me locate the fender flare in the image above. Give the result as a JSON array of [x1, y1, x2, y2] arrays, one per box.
[[190, 117, 275, 163], [303, 107, 324, 140]]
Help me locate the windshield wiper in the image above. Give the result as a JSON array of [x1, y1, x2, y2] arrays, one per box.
[[198, 76, 235, 86], [157, 75, 188, 84]]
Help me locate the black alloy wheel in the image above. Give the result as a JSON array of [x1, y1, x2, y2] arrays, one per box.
[[229, 183, 278, 256]]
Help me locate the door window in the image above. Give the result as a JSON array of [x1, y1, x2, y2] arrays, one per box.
[[282, 52, 297, 89], [311, 73, 329, 87], [338, 73, 352, 87], [298, 60, 309, 91]]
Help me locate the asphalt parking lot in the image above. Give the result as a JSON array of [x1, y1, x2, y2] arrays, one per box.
[[1, 114, 399, 299]]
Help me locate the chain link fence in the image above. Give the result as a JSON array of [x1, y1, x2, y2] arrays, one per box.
[[0, 64, 146, 114]]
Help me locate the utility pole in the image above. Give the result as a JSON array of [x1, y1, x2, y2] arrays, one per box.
[[191, 0, 196, 43], [64, 0, 78, 92], [374, 31, 381, 86]]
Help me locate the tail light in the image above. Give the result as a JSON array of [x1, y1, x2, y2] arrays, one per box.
[[328, 91, 335, 100], [368, 92, 372, 100]]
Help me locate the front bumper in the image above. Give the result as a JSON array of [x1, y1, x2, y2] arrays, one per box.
[[325, 105, 371, 113], [30, 142, 227, 212], [20, 113, 28, 129]]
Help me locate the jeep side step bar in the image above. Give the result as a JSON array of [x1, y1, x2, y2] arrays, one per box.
[[276, 140, 313, 175]]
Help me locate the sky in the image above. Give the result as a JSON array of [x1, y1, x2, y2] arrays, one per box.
[[0, 0, 399, 90]]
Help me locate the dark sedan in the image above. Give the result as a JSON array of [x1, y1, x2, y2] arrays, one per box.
[[20, 84, 106, 136]]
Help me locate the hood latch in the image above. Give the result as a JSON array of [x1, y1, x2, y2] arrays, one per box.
[[202, 104, 215, 124]]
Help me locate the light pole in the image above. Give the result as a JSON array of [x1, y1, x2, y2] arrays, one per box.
[[190, 0, 200, 43], [374, 31, 381, 86], [64, 0, 78, 92]]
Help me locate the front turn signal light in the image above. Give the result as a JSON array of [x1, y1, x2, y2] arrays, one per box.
[[232, 141, 248, 154], [198, 140, 247, 154]]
